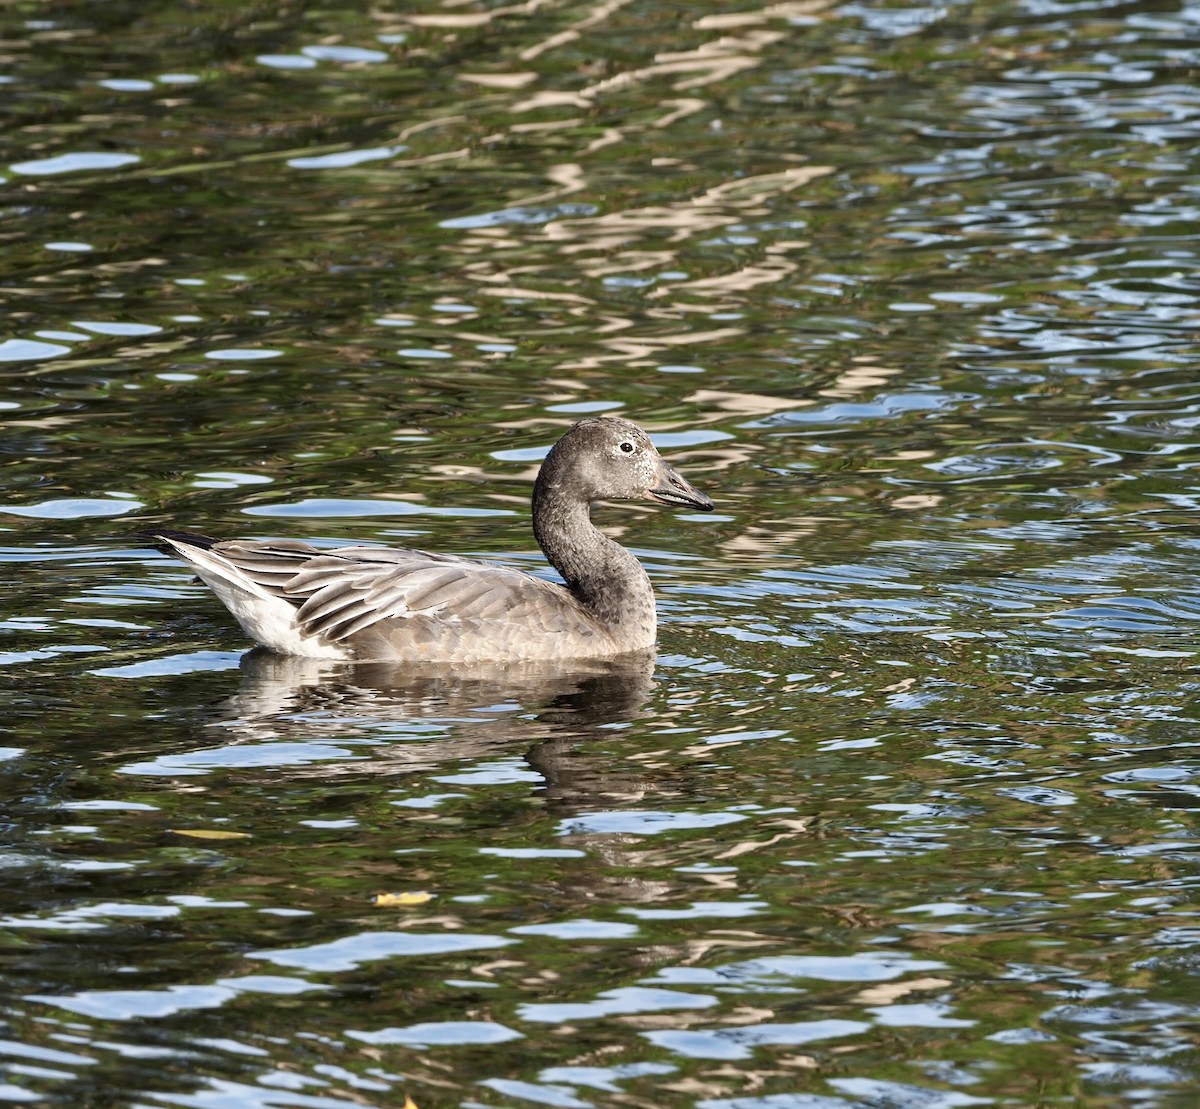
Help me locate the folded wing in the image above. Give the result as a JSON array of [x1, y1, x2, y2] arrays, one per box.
[[210, 540, 593, 645]]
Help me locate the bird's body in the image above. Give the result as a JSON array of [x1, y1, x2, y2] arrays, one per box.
[[148, 417, 712, 662]]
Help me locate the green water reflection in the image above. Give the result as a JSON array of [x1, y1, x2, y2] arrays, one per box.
[[4, 0, 1200, 1106]]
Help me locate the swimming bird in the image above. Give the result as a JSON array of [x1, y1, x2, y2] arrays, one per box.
[[146, 416, 713, 662]]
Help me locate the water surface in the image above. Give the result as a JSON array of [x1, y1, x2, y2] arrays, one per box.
[[4, 1, 1200, 1106]]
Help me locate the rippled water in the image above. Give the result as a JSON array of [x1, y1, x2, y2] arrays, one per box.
[[4, 1, 1200, 1106]]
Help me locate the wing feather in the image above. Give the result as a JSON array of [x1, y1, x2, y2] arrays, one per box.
[[207, 539, 583, 646]]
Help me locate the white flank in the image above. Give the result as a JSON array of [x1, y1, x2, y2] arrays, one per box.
[[161, 538, 351, 660]]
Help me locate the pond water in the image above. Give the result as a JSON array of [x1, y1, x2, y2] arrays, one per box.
[[4, 0, 1200, 1106]]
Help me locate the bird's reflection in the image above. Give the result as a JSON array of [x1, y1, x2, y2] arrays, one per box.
[[205, 648, 661, 805]]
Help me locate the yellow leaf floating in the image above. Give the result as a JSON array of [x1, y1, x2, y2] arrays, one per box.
[[372, 891, 434, 908], [168, 829, 251, 840]]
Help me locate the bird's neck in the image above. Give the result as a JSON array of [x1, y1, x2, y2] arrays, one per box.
[[532, 479, 655, 633]]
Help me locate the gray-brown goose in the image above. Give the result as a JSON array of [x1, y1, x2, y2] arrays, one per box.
[[147, 417, 713, 662]]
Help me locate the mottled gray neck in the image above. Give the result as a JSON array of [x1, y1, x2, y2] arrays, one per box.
[[532, 479, 656, 637]]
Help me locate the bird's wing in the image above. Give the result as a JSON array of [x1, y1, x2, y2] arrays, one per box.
[[211, 540, 588, 643]]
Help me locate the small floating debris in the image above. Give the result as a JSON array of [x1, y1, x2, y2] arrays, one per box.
[[372, 891, 435, 908]]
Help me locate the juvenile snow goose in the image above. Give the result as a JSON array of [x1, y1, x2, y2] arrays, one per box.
[[147, 416, 713, 662]]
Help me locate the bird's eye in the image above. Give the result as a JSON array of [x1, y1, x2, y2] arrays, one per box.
[[619, 441, 635, 453]]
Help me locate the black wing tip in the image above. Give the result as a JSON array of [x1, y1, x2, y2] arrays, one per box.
[[134, 527, 224, 554]]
